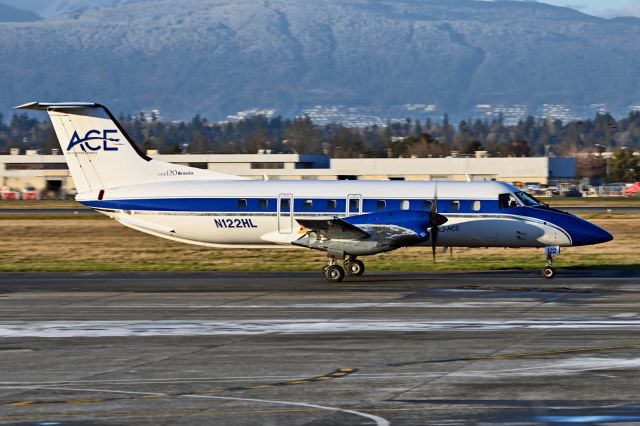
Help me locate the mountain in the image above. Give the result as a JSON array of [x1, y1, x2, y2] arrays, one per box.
[[0, 2, 41, 22], [0, 0, 639, 120], [0, 0, 148, 18]]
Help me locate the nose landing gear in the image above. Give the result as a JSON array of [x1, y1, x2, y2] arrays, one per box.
[[542, 246, 559, 279], [542, 264, 556, 279]]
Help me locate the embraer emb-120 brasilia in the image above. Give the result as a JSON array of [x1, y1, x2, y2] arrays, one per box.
[[17, 102, 613, 281]]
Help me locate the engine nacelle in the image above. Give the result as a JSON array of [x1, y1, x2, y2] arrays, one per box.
[[292, 210, 446, 257]]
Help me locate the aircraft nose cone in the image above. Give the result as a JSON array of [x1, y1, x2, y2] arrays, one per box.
[[569, 219, 613, 246]]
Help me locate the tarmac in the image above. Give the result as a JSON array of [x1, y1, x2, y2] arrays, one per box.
[[1, 270, 640, 425]]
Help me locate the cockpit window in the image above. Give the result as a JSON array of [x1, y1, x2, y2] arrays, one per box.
[[514, 191, 541, 206], [499, 193, 520, 209]]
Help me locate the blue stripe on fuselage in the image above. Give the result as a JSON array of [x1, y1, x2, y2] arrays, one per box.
[[82, 197, 505, 214]]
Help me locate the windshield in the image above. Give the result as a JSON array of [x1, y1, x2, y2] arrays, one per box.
[[514, 191, 542, 206]]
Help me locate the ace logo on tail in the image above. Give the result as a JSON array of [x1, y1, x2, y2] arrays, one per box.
[[67, 129, 121, 152]]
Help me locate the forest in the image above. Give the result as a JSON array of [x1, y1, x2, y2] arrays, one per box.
[[1, 110, 639, 181]]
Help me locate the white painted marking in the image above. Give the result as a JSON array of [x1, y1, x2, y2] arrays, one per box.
[[187, 394, 390, 426], [40, 301, 535, 310], [453, 357, 640, 377], [4, 386, 390, 426], [2, 318, 640, 337], [611, 313, 638, 318]]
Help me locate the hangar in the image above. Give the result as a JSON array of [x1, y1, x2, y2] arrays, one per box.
[[0, 150, 575, 196]]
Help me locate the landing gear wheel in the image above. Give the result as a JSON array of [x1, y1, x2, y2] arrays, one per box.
[[542, 266, 556, 279], [344, 260, 365, 277], [324, 265, 345, 283]]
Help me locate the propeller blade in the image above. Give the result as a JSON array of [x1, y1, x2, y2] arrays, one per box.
[[432, 229, 437, 263], [431, 182, 438, 263]]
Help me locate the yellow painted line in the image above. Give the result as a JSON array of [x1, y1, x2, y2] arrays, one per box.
[[2, 367, 358, 408], [8, 401, 36, 406]]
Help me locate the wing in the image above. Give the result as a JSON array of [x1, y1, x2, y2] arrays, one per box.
[[296, 217, 370, 240]]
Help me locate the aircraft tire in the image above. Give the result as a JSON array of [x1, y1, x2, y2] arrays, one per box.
[[324, 265, 345, 282], [542, 266, 556, 279], [345, 260, 365, 277]]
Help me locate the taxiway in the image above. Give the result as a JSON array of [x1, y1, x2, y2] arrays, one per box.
[[1, 271, 640, 425]]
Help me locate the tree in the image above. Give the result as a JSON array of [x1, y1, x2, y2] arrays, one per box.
[[462, 139, 483, 155], [40, 127, 59, 154], [609, 149, 638, 182], [246, 128, 271, 153], [284, 116, 323, 154], [395, 133, 449, 158], [329, 127, 364, 158], [506, 139, 530, 157]]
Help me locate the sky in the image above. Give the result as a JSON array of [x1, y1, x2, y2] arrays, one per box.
[[540, 0, 640, 17]]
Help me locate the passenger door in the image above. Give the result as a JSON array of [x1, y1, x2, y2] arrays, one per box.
[[278, 193, 293, 234]]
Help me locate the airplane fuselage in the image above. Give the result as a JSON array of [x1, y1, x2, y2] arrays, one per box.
[[79, 180, 609, 250]]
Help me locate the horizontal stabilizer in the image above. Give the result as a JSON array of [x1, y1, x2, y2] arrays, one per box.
[[15, 102, 99, 111]]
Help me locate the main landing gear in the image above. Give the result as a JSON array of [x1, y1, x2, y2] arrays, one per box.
[[323, 256, 365, 282], [542, 246, 559, 279]]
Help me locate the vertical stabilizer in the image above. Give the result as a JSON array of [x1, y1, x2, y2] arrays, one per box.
[[15, 102, 243, 193]]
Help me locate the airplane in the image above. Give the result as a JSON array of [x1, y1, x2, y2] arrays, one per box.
[[16, 102, 613, 282]]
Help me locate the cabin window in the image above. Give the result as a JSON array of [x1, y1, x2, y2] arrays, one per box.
[[259, 199, 268, 209], [499, 193, 519, 209], [349, 198, 360, 211], [423, 200, 433, 210], [376, 200, 386, 210], [304, 199, 313, 210], [450, 200, 460, 211], [327, 199, 337, 210], [472, 200, 481, 211], [280, 198, 290, 210], [401, 200, 410, 210], [238, 199, 247, 209]]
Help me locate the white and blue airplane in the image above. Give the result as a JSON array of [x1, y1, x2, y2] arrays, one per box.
[[16, 102, 613, 281]]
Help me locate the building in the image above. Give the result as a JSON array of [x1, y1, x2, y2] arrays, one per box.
[[0, 151, 575, 196]]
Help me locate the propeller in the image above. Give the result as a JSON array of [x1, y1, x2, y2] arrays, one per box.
[[429, 182, 447, 263]]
